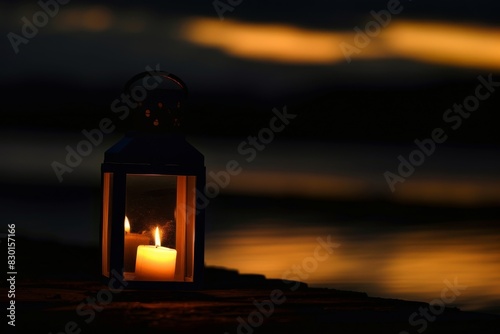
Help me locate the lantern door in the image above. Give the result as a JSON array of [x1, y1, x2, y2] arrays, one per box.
[[101, 171, 200, 286]]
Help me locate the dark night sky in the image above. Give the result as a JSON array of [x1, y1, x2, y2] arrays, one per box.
[[1, 0, 500, 142], [1, 0, 499, 191]]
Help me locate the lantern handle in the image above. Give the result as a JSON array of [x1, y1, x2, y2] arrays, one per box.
[[123, 71, 188, 96]]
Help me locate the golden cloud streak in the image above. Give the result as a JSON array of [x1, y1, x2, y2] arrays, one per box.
[[382, 20, 500, 70], [182, 18, 351, 64], [183, 17, 500, 70]]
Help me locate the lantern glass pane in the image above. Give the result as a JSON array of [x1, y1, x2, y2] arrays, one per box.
[[123, 174, 196, 282], [101, 172, 112, 278]]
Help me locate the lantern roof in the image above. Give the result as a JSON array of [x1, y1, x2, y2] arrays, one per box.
[[123, 71, 188, 135], [104, 133, 204, 166]]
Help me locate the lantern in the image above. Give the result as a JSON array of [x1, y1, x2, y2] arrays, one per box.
[[100, 71, 205, 289]]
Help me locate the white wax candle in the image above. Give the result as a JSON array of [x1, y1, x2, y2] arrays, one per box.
[[135, 245, 177, 281], [135, 226, 177, 281]]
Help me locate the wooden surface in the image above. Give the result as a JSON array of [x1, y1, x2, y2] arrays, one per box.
[[4, 239, 500, 333], [7, 268, 500, 334]]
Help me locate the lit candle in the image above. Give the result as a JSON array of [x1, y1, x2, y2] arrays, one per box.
[[135, 226, 177, 281], [124, 216, 150, 272]]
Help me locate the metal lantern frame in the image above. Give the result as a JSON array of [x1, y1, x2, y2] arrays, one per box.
[[100, 72, 205, 289]]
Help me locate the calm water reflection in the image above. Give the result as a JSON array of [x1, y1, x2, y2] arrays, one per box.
[[205, 201, 500, 314]]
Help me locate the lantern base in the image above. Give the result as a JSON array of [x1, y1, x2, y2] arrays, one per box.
[[101, 274, 202, 290], [122, 271, 194, 282]]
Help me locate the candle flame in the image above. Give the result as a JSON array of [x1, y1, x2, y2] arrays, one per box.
[[124, 216, 131, 234], [155, 226, 161, 247]]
